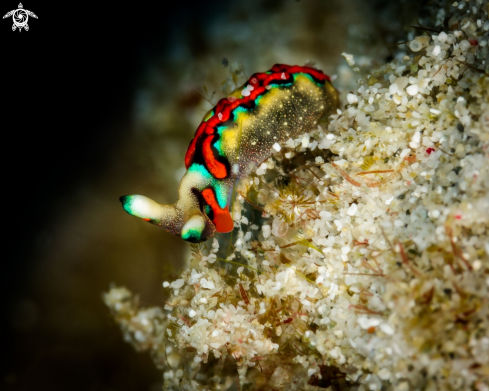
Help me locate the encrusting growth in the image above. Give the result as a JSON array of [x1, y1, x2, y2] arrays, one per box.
[[120, 64, 339, 242]]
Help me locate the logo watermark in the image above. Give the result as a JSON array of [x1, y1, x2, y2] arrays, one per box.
[[3, 3, 37, 32]]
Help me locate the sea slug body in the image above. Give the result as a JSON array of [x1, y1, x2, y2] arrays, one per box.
[[120, 64, 339, 242]]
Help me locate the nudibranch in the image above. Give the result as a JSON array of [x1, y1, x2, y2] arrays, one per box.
[[120, 64, 339, 242]]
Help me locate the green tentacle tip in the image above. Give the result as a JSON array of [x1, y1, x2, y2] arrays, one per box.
[[119, 194, 155, 222], [181, 215, 205, 243], [120, 195, 136, 215]]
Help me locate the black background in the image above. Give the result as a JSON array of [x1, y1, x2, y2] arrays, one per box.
[[1, 1, 230, 389], [1, 0, 230, 292]]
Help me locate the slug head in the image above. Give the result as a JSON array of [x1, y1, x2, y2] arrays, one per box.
[[119, 194, 215, 242]]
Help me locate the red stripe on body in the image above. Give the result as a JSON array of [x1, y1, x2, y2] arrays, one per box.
[[271, 64, 329, 82], [202, 188, 234, 233], [185, 122, 207, 168], [209, 98, 241, 127], [249, 86, 266, 100], [202, 136, 228, 179], [263, 72, 288, 85]]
